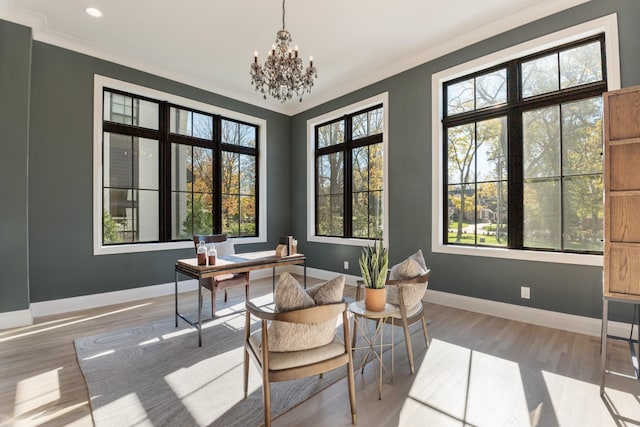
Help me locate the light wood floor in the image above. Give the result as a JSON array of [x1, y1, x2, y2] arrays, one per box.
[[1, 275, 639, 427]]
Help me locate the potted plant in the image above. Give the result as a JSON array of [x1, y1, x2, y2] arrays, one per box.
[[359, 240, 388, 311]]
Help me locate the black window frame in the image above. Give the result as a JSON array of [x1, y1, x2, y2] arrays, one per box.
[[442, 34, 607, 255], [102, 88, 259, 245], [314, 104, 384, 239]]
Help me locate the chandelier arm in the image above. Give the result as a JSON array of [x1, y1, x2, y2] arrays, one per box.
[[282, 0, 285, 30]]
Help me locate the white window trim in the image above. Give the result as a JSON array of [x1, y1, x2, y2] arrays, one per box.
[[431, 14, 620, 266], [93, 74, 267, 255], [306, 92, 389, 248]]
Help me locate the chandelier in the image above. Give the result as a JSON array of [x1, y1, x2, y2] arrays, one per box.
[[250, 0, 317, 103]]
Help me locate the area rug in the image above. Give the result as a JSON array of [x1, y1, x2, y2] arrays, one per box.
[[74, 295, 397, 427]]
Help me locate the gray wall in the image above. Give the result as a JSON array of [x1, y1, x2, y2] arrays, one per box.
[[26, 43, 291, 302], [291, 0, 640, 322], [0, 20, 31, 312]]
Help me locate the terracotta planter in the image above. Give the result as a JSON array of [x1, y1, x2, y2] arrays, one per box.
[[364, 287, 387, 312]]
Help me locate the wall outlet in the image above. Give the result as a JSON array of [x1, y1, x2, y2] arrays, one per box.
[[344, 261, 349, 270], [521, 286, 530, 299]]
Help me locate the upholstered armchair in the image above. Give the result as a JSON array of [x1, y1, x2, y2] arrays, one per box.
[[192, 234, 250, 317], [243, 273, 356, 427]]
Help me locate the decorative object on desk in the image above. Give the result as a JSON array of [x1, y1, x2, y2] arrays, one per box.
[[207, 244, 217, 265], [249, 0, 317, 103], [196, 239, 207, 265], [359, 240, 388, 312], [275, 235, 296, 257]]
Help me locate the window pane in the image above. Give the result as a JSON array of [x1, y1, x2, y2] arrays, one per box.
[[103, 189, 158, 243], [330, 194, 344, 236], [317, 152, 344, 196], [317, 121, 344, 148], [563, 175, 603, 251], [133, 138, 159, 190], [562, 97, 603, 176], [171, 191, 190, 240], [523, 106, 560, 179], [447, 184, 476, 245], [476, 117, 507, 182], [476, 69, 507, 109], [104, 92, 158, 129], [447, 78, 474, 115], [239, 195, 256, 236], [352, 146, 368, 192], [560, 41, 603, 89], [522, 54, 559, 98], [477, 182, 507, 247], [222, 151, 239, 195], [222, 194, 240, 236], [137, 190, 159, 241], [170, 107, 212, 139], [239, 155, 256, 194], [171, 143, 191, 191], [369, 191, 383, 239], [221, 119, 256, 148], [447, 124, 475, 184], [524, 178, 561, 249], [190, 192, 213, 236], [316, 195, 331, 236], [352, 192, 368, 238], [352, 107, 383, 139], [192, 147, 213, 191], [104, 133, 132, 188]]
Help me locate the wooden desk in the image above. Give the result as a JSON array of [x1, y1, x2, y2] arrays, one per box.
[[175, 250, 306, 346]]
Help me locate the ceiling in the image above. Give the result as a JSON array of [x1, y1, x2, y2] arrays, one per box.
[[0, 0, 588, 115]]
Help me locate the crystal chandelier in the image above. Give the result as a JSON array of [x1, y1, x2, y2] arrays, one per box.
[[250, 0, 317, 103]]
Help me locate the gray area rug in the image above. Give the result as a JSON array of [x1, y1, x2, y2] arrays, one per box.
[[74, 295, 389, 427]]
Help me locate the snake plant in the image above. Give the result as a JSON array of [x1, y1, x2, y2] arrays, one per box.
[[359, 240, 388, 289]]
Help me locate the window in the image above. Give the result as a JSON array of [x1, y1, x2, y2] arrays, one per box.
[[444, 35, 605, 254], [95, 76, 265, 254], [432, 15, 620, 264], [307, 94, 388, 246]]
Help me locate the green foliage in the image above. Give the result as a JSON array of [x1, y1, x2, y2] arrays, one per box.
[[359, 240, 388, 289], [183, 195, 213, 236], [103, 210, 120, 243]]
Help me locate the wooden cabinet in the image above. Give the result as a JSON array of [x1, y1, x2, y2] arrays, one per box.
[[604, 85, 640, 300]]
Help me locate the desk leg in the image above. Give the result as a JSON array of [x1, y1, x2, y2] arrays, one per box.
[[175, 269, 179, 327], [379, 319, 383, 400], [304, 260, 307, 289], [600, 297, 608, 396], [272, 267, 276, 293], [198, 279, 202, 347]]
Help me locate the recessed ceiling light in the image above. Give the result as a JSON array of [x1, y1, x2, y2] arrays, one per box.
[[85, 7, 102, 18]]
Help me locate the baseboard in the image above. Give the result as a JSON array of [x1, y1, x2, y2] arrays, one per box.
[[29, 266, 278, 318], [426, 289, 637, 340], [0, 308, 33, 329], [23, 265, 637, 340]]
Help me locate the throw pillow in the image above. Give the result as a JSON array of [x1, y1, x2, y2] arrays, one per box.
[[215, 240, 235, 257], [268, 273, 345, 352], [387, 250, 428, 309]]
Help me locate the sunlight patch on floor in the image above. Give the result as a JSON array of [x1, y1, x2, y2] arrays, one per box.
[[81, 349, 115, 360], [543, 370, 640, 425], [93, 392, 151, 426], [400, 339, 530, 426], [163, 346, 260, 426], [14, 367, 61, 417], [0, 303, 152, 343]]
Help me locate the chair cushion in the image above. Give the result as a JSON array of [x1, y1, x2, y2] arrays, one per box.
[[267, 272, 344, 352], [387, 250, 428, 310], [249, 333, 346, 370]]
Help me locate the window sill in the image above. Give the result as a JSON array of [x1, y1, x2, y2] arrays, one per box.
[[432, 242, 603, 266], [307, 235, 378, 248], [94, 236, 266, 255]]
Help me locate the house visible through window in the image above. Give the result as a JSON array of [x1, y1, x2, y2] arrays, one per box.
[[443, 34, 606, 254], [102, 88, 259, 245]]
